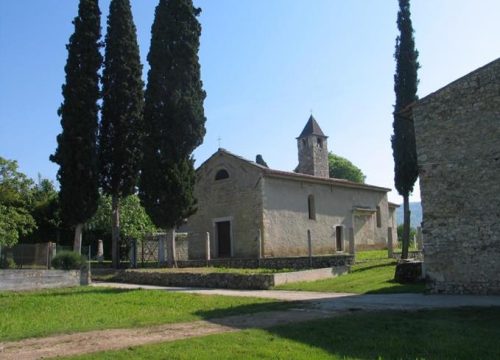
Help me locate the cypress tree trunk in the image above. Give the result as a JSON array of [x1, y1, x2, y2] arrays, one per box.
[[73, 223, 83, 253], [111, 195, 120, 268], [402, 195, 410, 259]]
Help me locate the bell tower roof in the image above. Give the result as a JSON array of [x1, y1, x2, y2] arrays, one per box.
[[297, 115, 327, 139]]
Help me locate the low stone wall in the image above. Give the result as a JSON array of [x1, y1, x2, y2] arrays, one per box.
[[391, 251, 423, 261], [176, 254, 354, 270], [0, 269, 89, 291], [108, 266, 349, 290]]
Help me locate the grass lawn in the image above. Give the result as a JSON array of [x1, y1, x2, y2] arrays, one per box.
[[69, 307, 500, 360], [275, 250, 425, 294], [0, 287, 291, 342]]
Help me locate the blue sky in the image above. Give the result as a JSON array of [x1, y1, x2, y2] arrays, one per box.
[[1, 0, 499, 203]]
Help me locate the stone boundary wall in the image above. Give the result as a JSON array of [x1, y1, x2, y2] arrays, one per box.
[[391, 251, 423, 261], [0, 270, 89, 291], [176, 254, 354, 270], [109, 266, 349, 290]]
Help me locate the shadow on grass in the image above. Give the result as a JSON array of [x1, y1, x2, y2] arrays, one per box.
[[195, 303, 500, 360], [351, 261, 396, 273], [4, 287, 137, 298], [363, 280, 426, 294]]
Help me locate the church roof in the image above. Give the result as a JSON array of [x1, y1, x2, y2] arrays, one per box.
[[199, 148, 390, 193], [297, 115, 327, 139]]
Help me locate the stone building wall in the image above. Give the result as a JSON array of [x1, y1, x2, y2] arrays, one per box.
[[261, 175, 390, 256], [413, 58, 500, 294], [187, 151, 263, 259]]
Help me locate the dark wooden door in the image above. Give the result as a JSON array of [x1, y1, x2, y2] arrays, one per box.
[[217, 221, 231, 257], [336, 226, 343, 251]]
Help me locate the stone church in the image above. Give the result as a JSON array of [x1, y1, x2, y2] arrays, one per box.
[[413, 57, 500, 294], [185, 116, 397, 260]]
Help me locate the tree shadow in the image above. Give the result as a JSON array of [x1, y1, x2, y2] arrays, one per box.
[[7, 287, 137, 298], [194, 302, 500, 359]]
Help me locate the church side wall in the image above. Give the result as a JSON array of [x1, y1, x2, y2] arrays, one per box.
[[186, 154, 262, 259], [261, 177, 389, 257], [414, 59, 500, 294]]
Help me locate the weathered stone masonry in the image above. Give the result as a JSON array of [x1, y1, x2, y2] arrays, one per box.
[[413, 58, 500, 294]]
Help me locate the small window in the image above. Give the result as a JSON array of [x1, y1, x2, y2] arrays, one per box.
[[376, 206, 382, 228], [317, 137, 323, 148], [215, 169, 229, 180], [308, 195, 316, 220]]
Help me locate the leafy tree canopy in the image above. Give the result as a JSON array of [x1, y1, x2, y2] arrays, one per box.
[[328, 153, 366, 183], [0, 157, 36, 246], [87, 194, 157, 241]]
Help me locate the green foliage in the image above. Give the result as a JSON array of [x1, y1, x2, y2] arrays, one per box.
[[0, 287, 289, 341], [255, 154, 269, 167], [140, 0, 206, 229], [23, 177, 61, 244], [0, 157, 36, 246], [391, 0, 419, 198], [51, 250, 86, 270], [0, 256, 16, 269], [391, 0, 420, 259], [397, 224, 416, 247], [328, 153, 366, 183], [99, 0, 144, 198], [50, 0, 102, 227], [87, 194, 157, 240]]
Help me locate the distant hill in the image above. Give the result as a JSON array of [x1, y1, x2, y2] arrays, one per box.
[[395, 202, 422, 227]]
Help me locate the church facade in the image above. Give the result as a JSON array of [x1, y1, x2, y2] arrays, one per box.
[[185, 116, 396, 260]]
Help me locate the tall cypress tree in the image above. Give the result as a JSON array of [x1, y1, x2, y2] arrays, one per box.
[[50, 0, 102, 253], [99, 0, 144, 268], [140, 0, 206, 266], [391, 0, 420, 259]]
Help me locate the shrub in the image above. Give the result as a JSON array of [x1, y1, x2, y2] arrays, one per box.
[[0, 256, 16, 269], [51, 251, 86, 270]]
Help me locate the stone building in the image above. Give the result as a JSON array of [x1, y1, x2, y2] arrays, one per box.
[[185, 115, 396, 260], [413, 58, 500, 294]]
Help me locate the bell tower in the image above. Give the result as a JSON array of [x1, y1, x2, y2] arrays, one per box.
[[297, 115, 329, 178]]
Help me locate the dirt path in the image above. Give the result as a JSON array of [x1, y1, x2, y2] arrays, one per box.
[[0, 308, 339, 360]]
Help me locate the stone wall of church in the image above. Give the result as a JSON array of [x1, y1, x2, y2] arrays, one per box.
[[186, 152, 263, 259], [261, 176, 390, 257], [413, 58, 500, 294]]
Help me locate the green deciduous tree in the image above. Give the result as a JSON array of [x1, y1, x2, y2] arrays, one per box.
[[328, 153, 366, 183], [88, 194, 157, 243], [0, 157, 36, 247], [140, 0, 206, 267], [25, 176, 61, 244], [50, 0, 102, 253], [99, 0, 144, 268], [391, 0, 420, 260]]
